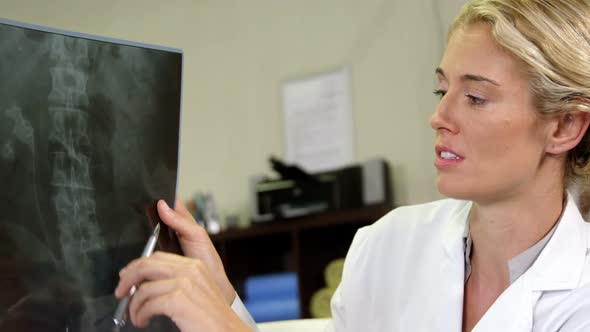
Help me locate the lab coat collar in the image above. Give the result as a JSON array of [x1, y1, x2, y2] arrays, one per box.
[[442, 193, 588, 292], [473, 193, 588, 331], [442, 199, 472, 262], [437, 193, 589, 331], [439, 200, 473, 330], [472, 271, 536, 331], [527, 192, 589, 291]]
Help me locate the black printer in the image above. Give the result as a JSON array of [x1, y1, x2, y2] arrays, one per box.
[[250, 157, 391, 223]]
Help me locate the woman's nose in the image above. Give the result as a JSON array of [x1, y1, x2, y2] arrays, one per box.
[[430, 94, 457, 133], [430, 106, 445, 130]]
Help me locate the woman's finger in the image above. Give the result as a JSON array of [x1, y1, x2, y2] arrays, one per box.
[[174, 198, 193, 218], [133, 289, 191, 328], [115, 257, 178, 298], [157, 199, 207, 242], [129, 277, 193, 327], [114, 254, 252, 332], [153, 199, 237, 306], [148, 250, 189, 263]]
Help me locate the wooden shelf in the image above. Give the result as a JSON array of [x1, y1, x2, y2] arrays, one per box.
[[211, 203, 392, 318]]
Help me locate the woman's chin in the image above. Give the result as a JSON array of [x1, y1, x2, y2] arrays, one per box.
[[436, 178, 473, 200]]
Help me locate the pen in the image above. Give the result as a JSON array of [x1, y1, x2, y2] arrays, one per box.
[[112, 223, 161, 330]]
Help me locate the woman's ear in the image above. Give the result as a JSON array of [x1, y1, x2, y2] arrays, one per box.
[[546, 111, 590, 155]]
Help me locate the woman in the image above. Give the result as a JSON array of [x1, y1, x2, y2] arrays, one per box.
[[115, 0, 590, 331]]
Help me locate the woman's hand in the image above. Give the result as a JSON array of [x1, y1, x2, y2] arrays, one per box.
[[115, 252, 252, 332], [156, 199, 235, 304]]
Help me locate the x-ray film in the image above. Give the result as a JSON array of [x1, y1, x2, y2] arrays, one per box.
[[0, 18, 183, 332]]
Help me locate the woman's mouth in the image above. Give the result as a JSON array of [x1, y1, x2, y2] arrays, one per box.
[[434, 145, 464, 168]]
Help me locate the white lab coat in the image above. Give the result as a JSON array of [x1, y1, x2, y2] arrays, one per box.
[[233, 194, 590, 331], [325, 194, 590, 331]]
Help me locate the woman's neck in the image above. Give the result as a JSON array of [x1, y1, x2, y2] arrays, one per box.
[[468, 187, 565, 278], [462, 187, 565, 332]]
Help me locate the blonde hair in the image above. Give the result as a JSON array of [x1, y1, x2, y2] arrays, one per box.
[[450, 0, 590, 199]]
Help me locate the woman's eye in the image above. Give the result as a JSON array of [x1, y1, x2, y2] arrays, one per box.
[[433, 89, 446, 99], [465, 94, 486, 106]]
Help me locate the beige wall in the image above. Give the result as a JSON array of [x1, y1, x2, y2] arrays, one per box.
[[1, 0, 466, 225]]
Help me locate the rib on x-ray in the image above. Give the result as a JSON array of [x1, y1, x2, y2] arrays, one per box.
[[0, 19, 182, 332]]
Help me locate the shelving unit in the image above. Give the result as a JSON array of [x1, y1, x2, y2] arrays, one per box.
[[210, 203, 392, 318]]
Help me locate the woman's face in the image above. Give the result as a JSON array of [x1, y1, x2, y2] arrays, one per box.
[[431, 23, 550, 204]]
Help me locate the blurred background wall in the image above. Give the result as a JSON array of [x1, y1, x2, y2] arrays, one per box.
[[1, 0, 467, 224]]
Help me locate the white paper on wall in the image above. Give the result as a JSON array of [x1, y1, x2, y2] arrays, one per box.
[[282, 68, 355, 173]]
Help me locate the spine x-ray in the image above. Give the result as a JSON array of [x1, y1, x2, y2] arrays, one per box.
[[0, 19, 182, 332]]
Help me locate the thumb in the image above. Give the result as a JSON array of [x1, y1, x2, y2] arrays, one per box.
[[157, 199, 204, 242], [174, 198, 193, 218]]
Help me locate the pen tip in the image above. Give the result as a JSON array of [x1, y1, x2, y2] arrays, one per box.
[[154, 222, 160, 235]]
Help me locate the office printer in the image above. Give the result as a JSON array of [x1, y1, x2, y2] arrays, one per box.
[[250, 157, 391, 223]]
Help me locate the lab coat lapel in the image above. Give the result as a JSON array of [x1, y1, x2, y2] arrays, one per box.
[[527, 193, 587, 292], [438, 201, 472, 331], [437, 202, 536, 332], [471, 274, 536, 332], [472, 193, 587, 331]]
